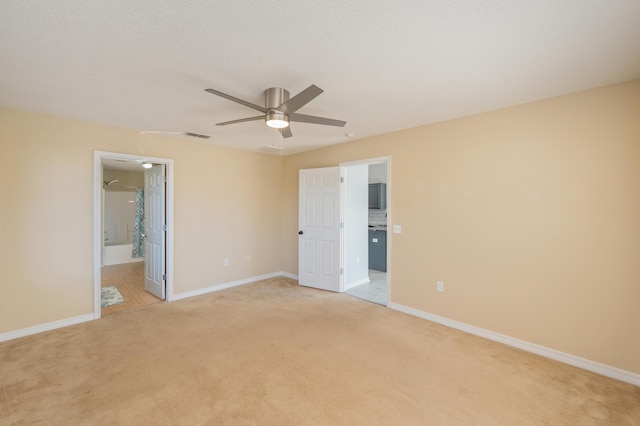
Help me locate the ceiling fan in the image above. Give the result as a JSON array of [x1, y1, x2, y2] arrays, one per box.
[[205, 84, 346, 138]]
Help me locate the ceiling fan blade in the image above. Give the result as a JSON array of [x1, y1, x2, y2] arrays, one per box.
[[205, 88, 267, 113], [290, 113, 346, 127], [279, 126, 293, 138], [278, 85, 323, 114], [216, 115, 264, 126]]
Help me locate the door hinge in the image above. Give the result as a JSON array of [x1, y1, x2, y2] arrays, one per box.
[[163, 176, 167, 183], [163, 224, 167, 231], [340, 176, 344, 183], [162, 273, 167, 281], [340, 268, 344, 275], [340, 222, 344, 229]]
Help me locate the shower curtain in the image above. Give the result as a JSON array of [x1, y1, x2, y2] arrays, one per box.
[[132, 189, 145, 258]]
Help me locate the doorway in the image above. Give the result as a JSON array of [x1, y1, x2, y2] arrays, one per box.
[[297, 158, 390, 305], [93, 151, 174, 318], [342, 158, 390, 306]]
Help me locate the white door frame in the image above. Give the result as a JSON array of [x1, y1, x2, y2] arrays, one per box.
[[93, 150, 175, 318], [340, 156, 391, 303]]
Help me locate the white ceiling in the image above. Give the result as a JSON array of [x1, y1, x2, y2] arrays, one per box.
[[1, 1, 639, 155]]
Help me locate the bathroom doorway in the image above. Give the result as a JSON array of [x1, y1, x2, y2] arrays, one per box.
[[93, 151, 174, 318]]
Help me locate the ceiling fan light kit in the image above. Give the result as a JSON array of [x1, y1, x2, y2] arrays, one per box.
[[265, 110, 289, 128], [205, 84, 346, 138]]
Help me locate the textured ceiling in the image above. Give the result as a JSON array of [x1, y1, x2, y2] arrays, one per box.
[[1, 1, 639, 155]]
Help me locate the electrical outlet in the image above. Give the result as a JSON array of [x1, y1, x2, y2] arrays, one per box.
[[224, 258, 230, 267], [437, 281, 444, 292]]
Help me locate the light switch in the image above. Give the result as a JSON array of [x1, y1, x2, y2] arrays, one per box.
[[393, 225, 402, 233]]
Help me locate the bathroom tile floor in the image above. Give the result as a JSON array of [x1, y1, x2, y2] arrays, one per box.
[[345, 270, 388, 305]]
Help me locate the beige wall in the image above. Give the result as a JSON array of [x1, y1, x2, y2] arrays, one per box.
[[282, 80, 640, 374], [0, 108, 283, 332], [2, 80, 638, 376]]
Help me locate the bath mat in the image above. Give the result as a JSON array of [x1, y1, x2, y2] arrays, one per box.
[[101, 286, 125, 307]]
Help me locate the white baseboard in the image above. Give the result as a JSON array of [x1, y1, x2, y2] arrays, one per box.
[[6, 285, 636, 387], [0, 314, 95, 343], [280, 271, 298, 280], [1, 273, 297, 342], [171, 271, 294, 301], [344, 277, 371, 291], [388, 302, 640, 387]]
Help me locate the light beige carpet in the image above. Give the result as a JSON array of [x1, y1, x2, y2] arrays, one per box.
[[1, 277, 638, 425]]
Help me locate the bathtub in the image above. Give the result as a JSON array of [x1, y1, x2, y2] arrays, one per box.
[[102, 244, 144, 266]]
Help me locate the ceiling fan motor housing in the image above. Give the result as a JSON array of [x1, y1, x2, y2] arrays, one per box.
[[265, 87, 289, 109]]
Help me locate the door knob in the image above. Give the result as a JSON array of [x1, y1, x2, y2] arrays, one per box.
[[298, 230, 303, 235]]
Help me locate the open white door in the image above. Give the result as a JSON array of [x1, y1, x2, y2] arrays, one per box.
[[298, 167, 342, 292], [144, 164, 166, 299]]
